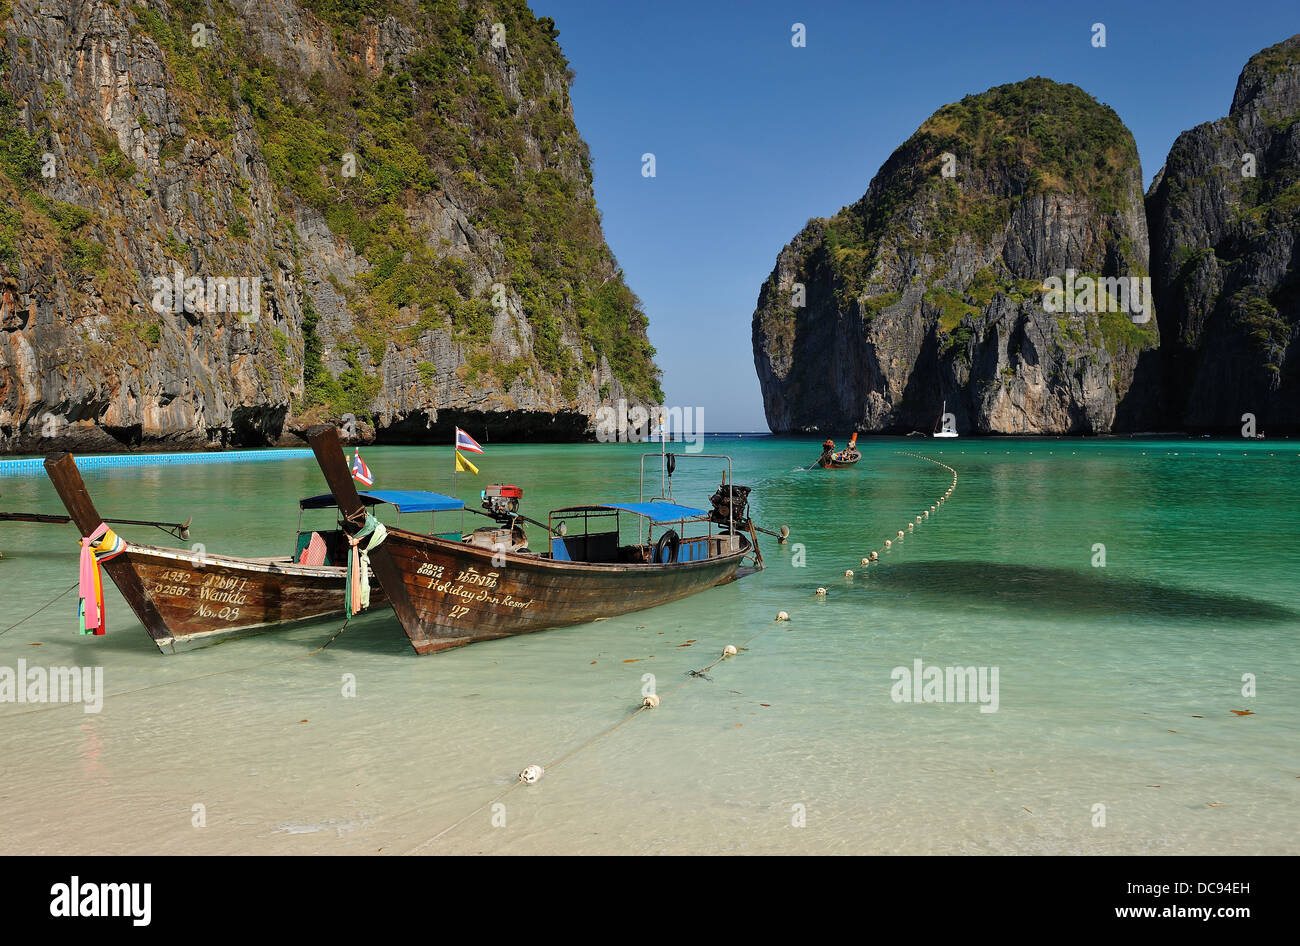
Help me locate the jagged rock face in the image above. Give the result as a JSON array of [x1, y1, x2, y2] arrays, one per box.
[[1147, 35, 1300, 432], [753, 78, 1161, 434], [0, 0, 660, 453]]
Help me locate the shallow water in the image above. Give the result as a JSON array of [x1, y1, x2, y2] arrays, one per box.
[[1, 436, 1296, 854]]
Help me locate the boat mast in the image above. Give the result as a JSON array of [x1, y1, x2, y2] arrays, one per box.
[[660, 408, 667, 499]]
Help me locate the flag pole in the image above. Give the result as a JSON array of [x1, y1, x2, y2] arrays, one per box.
[[452, 436, 460, 534]]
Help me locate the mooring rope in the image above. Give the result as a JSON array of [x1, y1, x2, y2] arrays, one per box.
[[0, 582, 79, 638], [402, 452, 959, 852]]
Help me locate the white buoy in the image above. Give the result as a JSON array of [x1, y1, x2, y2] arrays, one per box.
[[885, 540, 892, 548], [816, 587, 827, 595], [907, 523, 914, 532], [845, 569, 854, 578], [897, 530, 905, 539], [642, 693, 661, 708], [869, 551, 878, 562], [861, 557, 870, 566], [519, 764, 545, 784], [723, 644, 738, 657], [923, 511, 929, 519], [916, 515, 922, 523]]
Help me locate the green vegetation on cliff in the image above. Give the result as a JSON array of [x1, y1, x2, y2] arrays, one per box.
[[278, 0, 660, 403], [126, 0, 661, 410], [820, 78, 1139, 297]]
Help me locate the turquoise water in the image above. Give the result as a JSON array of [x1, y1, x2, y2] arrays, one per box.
[[0, 437, 1296, 854]]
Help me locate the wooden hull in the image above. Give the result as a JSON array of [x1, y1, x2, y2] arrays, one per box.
[[305, 424, 754, 655], [42, 451, 378, 654], [121, 544, 382, 652], [379, 528, 747, 654], [818, 454, 860, 468]]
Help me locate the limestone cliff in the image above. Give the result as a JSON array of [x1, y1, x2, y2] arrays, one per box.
[[752, 78, 1161, 434], [0, 0, 661, 452], [1146, 35, 1300, 433]]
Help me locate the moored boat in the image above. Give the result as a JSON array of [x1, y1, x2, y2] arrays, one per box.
[[307, 425, 767, 654], [933, 400, 959, 438], [40, 452, 449, 653]]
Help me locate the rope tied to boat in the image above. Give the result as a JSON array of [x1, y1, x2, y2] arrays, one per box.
[[77, 523, 126, 635], [345, 514, 386, 616]]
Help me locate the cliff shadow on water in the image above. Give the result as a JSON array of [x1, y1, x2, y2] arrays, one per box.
[[857, 560, 1298, 623]]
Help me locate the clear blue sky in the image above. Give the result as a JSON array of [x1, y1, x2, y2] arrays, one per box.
[[530, 0, 1300, 431]]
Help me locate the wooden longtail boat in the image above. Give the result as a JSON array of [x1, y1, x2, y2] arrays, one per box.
[[817, 432, 861, 468], [41, 452, 412, 653], [307, 425, 765, 654]]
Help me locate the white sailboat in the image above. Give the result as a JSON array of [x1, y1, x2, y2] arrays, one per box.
[[933, 400, 958, 438]]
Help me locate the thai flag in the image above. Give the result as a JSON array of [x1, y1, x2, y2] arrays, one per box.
[[350, 448, 374, 486], [455, 427, 484, 454]]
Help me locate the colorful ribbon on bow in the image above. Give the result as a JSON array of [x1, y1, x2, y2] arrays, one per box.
[[78, 523, 126, 635], [345, 514, 387, 616]]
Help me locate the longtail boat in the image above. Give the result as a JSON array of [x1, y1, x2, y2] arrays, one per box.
[[816, 432, 861, 468], [41, 452, 462, 653], [307, 425, 770, 654]]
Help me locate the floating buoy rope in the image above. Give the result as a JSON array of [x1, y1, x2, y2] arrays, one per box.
[[402, 452, 960, 853]]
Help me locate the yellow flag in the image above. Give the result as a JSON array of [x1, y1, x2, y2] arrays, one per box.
[[455, 450, 479, 475]]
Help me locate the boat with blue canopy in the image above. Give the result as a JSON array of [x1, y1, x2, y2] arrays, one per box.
[[307, 425, 785, 654]]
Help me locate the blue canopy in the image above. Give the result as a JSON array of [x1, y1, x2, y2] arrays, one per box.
[[552, 502, 707, 523], [300, 489, 464, 513]]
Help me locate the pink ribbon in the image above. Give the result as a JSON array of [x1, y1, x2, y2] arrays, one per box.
[[79, 522, 110, 632]]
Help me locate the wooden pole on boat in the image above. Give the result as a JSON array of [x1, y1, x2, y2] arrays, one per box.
[[0, 511, 192, 538], [42, 452, 173, 648], [306, 425, 420, 636]]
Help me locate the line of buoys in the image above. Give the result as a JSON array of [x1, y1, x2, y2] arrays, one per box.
[[407, 452, 961, 851]]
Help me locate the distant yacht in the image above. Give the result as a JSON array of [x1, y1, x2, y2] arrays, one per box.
[[933, 401, 958, 438]]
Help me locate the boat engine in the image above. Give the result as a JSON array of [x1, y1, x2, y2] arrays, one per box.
[[468, 484, 529, 553], [481, 483, 523, 522], [708, 481, 752, 532]]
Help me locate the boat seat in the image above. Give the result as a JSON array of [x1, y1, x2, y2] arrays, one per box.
[[552, 532, 618, 563]]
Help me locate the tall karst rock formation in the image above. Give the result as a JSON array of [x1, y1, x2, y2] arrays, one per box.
[[753, 78, 1161, 435], [1147, 35, 1300, 433], [0, 0, 660, 452]]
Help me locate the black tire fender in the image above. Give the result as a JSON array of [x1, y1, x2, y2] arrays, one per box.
[[653, 528, 680, 564]]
